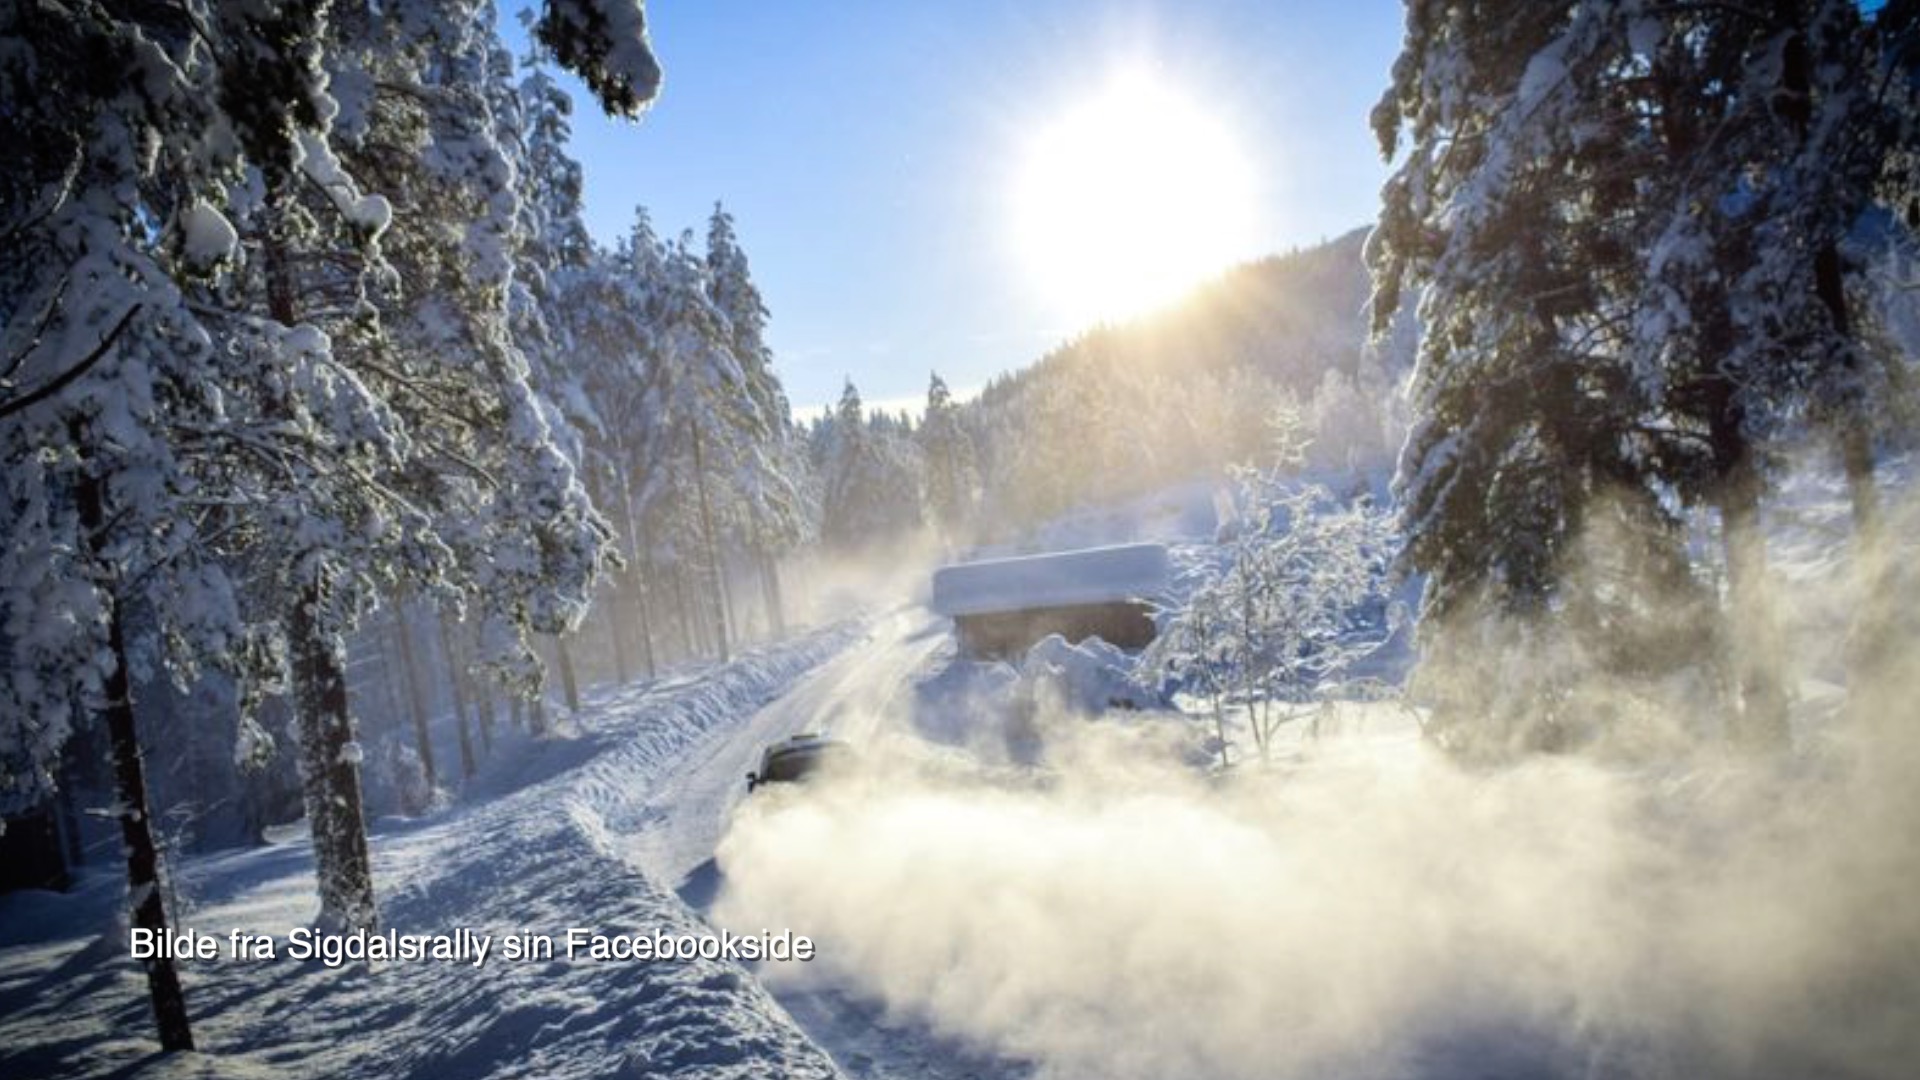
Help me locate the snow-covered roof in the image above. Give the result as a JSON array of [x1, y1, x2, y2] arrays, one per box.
[[930, 543, 1170, 618]]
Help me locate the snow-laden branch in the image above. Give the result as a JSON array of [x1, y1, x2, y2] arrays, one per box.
[[0, 304, 141, 423]]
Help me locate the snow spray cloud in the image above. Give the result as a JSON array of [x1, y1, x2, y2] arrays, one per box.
[[716, 487, 1920, 1080], [789, 526, 947, 628]]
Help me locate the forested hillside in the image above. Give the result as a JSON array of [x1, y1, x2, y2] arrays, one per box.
[[801, 229, 1410, 548], [964, 229, 1406, 532]]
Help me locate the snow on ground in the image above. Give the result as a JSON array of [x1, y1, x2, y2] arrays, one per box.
[[12, 464, 1913, 1080], [613, 608, 1037, 1080], [0, 625, 863, 1080]]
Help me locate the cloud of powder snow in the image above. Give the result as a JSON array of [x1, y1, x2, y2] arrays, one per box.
[[715, 489, 1920, 1080]]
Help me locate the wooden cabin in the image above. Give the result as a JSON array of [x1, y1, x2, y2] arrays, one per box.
[[931, 543, 1170, 660]]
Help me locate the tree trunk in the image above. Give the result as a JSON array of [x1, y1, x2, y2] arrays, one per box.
[[1778, 1, 1890, 687], [390, 601, 436, 790], [437, 611, 476, 779], [605, 577, 633, 685], [1838, 422, 1900, 708], [289, 576, 379, 931], [760, 548, 787, 637], [75, 461, 194, 1052], [689, 426, 732, 662], [55, 777, 85, 870], [1716, 443, 1790, 751], [624, 471, 659, 679], [375, 646, 407, 754], [554, 635, 581, 715], [724, 548, 748, 643], [672, 569, 698, 660], [1211, 690, 1230, 771], [105, 616, 196, 1050], [633, 565, 658, 678], [471, 622, 495, 756], [263, 208, 378, 930], [584, 467, 633, 685]]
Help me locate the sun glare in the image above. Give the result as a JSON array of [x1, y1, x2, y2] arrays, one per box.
[[1013, 68, 1260, 327]]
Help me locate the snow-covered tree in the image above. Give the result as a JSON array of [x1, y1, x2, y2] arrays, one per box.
[[634, 232, 761, 660], [1371, 0, 1919, 750], [919, 372, 978, 545], [2, 0, 661, 1050], [531, 0, 662, 117], [1144, 468, 1395, 767], [0, 0, 349, 1050], [818, 381, 925, 551], [707, 203, 806, 634]]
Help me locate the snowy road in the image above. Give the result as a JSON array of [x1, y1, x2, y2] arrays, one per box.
[[619, 607, 1034, 1080], [622, 607, 949, 892]]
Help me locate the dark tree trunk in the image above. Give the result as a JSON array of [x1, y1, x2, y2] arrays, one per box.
[[290, 579, 379, 931], [104, 616, 196, 1050], [263, 200, 380, 932], [75, 459, 194, 1052], [1711, 408, 1790, 750], [390, 602, 436, 790], [1778, 1, 1890, 684], [438, 611, 476, 779], [55, 772, 85, 870]]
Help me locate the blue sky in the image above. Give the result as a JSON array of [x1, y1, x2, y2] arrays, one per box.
[[506, 2, 1404, 416]]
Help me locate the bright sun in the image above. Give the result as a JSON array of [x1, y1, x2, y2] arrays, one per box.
[[1013, 68, 1259, 327]]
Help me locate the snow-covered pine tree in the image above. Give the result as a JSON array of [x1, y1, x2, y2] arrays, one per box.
[[4, 8, 659, 1019], [531, 0, 662, 117], [1375, 1, 1920, 751], [919, 372, 979, 547], [0, 0, 357, 1050], [553, 208, 664, 674], [1372, 1, 1657, 621], [190, 0, 629, 929], [647, 233, 765, 661], [706, 203, 806, 635], [1371, 2, 1771, 750], [319, 0, 616, 770], [819, 380, 925, 551], [1694, 1, 1920, 693]]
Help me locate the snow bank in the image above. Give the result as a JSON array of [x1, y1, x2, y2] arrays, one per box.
[[1018, 633, 1158, 714], [930, 542, 1169, 618]]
